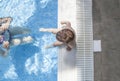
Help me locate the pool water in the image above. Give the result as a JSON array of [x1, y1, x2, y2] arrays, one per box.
[[0, 0, 58, 81]]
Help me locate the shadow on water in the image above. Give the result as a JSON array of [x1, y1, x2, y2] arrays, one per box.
[[10, 43, 39, 80]]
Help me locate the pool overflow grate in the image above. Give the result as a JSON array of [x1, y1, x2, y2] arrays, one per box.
[[76, 0, 94, 81]]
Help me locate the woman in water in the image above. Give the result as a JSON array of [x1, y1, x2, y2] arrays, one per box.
[[39, 21, 76, 51], [0, 17, 33, 56]]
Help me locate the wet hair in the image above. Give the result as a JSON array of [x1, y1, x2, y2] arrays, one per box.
[[56, 29, 74, 43]]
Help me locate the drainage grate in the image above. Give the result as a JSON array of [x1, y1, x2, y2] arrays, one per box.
[[76, 0, 94, 81]]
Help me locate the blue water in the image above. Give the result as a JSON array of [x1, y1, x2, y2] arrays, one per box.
[[0, 0, 58, 81]]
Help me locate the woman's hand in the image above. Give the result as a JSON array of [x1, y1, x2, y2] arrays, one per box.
[[3, 41, 9, 48]]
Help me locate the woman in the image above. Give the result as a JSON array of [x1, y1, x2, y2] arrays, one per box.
[[0, 17, 33, 56], [39, 21, 76, 51]]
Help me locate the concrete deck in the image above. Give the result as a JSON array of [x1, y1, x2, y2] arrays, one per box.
[[93, 0, 120, 81]]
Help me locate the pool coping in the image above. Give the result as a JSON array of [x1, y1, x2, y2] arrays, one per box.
[[58, 0, 77, 81]]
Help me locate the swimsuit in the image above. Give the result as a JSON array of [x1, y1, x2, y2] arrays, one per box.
[[0, 36, 4, 44], [0, 30, 11, 43]]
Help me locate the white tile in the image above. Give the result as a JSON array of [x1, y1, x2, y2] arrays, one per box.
[[94, 40, 102, 52]]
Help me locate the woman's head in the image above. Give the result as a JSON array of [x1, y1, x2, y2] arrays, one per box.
[[56, 29, 74, 43]]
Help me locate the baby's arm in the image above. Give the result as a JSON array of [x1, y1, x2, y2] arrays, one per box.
[[39, 21, 71, 33], [61, 21, 71, 27], [39, 28, 61, 34]]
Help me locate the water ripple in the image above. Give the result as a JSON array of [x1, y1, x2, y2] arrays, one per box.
[[40, 0, 51, 8], [0, 0, 35, 26], [25, 34, 57, 75]]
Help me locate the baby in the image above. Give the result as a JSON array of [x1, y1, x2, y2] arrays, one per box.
[[39, 21, 76, 51]]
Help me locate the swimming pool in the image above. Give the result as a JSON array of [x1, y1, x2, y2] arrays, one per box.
[[0, 0, 58, 81]]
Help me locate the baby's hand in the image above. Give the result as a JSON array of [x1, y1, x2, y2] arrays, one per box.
[[3, 41, 9, 48], [39, 28, 47, 32]]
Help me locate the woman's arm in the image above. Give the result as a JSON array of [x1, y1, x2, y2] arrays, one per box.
[[1, 17, 12, 24], [0, 17, 12, 31]]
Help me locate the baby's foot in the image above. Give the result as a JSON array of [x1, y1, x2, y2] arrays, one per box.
[[23, 36, 33, 43], [39, 28, 47, 32]]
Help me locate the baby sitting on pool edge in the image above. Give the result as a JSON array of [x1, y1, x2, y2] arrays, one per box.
[[39, 21, 76, 51]]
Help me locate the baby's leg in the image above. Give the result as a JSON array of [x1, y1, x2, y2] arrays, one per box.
[[53, 41, 63, 46], [39, 28, 61, 34], [45, 41, 63, 49]]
